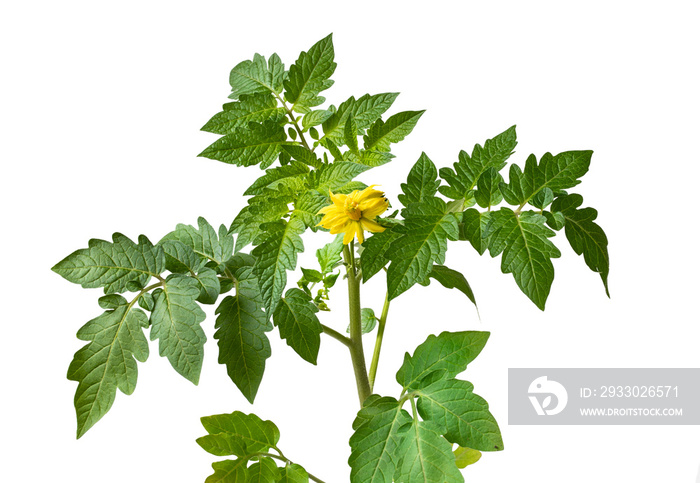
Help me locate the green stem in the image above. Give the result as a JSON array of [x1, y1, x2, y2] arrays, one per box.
[[344, 242, 372, 404], [254, 452, 326, 483], [275, 93, 311, 151], [368, 292, 390, 392], [321, 324, 352, 347]]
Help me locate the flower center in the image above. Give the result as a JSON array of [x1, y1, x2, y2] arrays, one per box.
[[344, 199, 362, 220]]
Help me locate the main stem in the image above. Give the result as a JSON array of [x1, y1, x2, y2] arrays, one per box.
[[344, 243, 371, 404]]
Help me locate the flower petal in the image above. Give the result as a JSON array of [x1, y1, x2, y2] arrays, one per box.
[[360, 218, 386, 233]]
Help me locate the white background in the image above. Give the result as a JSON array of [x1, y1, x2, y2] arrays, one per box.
[[2, 1, 699, 482]]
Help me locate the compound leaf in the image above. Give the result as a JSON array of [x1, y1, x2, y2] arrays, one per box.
[[199, 120, 287, 169], [364, 110, 425, 152], [198, 411, 280, 457], [202, 92, 286, 134], [398, 152, 441, 207], [244, 161, 310, 196], [229, 52, 285, 99], [161, 217, 233, 266], [284, 34, 336, 113]]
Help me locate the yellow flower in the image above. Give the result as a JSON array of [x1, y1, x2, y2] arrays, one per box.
[[317, 185, 389, 244]]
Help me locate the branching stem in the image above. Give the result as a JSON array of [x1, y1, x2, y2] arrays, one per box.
[[253, 452, 326, 483], [368, 292, 390, 392], [275, 93, 311, 151], [321, 324, 352, 347]]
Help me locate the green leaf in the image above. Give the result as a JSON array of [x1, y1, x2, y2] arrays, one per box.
[[454, 446, 481, 468], [192, 267, 221, 305], [417, 379, 503, 451], [551, 194, 610, 295], [244, 161, 309, 196], [67, 299, 149, 438], [230, 196, 291, 253], [459, 209, 492, 255], [150, 275, 206, 384], [301, 267, 323, 283], [345, 114, 359, 155], [474, 167, 504, 208], [281, 145, 322, 168], [161, 217, 233, 266], [247, 457, 280, 482], [272, 288, 323, 364], [321, 92, 399, 145], [160, 239, 205, 274], [278, 464, 310, 483], [349, 396, 412, 483], [284, 34, 336, 113], [199, 120, 286, 169], [360, 228, 401, 283], [385, 198, 459, 300], [544, 210, 566, 231], [252, 218, 305, 315], [363, 110, 425, 152], [205, 458, 247, 483], [301, 109, 333, 130], [396, 331, 490, 391], [202, 93, 286, 134], [346, 307, 378, 334], [500, 150, 593, 206], [347, 150, 396, 167], [138, 292, 154, 311], [425, 265, 477, 308], [395, 419, 464, 483], [439, 125, 517, 200], [316, 234, 344, 273], [53, 233, 164, 294], [293, 190, 328, 229], [485, 208, 561, 310], [229, 52, 285, 99], [198, 411, 280, 457], [214, 269, 271, 403], [398, 152, 441, 207], [310, 161, 371, 193]]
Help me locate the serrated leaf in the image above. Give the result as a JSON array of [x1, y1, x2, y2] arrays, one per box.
[[52, 233, 165, 294], [301, 109, 333, 129], [531, 187, 554, 210], [417, 379, 503, 451], [278, 464, 309, 483], [363, 110, 425, 152], [385, 198, 459, 300], [310, 161, 371, 193], [67, 300, 149, 438], [459, 209, 492, 255], [199, 120, 286, 169], [349, 396, 412, 483], [293, 190, 328, 229], [150, 275, 206, 384], [161, 217, 232, 266], [160, 239, 205, 274], [398, 152, 440, 207], [316, 234, 344, 273], [229, 52, 285, 99], [202, 93, 286, 134], [474, 167, 504, 208], [273, 288, 322, 364], [361, 228, 401, 283], [230, 197, 291, 253], [395, 420, 464, 483], [284, 34, 336, 113], [454, 446, 481, 468], [349, 150, 396, 167], [396, 331, 490, 391], [198, 411, 280, 457], [205, 458, 248, 483], [193, 267, 221, 304], [244, 161, 309, 196], [252, 218, 305, 315], [97, 294, 126, 310], [500, 150, 592, 206], [281, 144, 322, 168], [438, 125, 517, 200], [321, 93, 399, 145], [247, 457, 280, 482], [485, 208, 561, 310], [345, 114, 359, 155], [424, 265, 477, 308], [551, 193, 610, 295]]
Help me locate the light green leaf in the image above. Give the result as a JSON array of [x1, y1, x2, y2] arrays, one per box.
[[302, 109, 333, 130], [244, 161, 309, 196], [396, 331, 490, 391], [191, 267, 220, 305], [161, 217, 233, 266], [417, 379, 504, 451], [345, 114, 359, 155], [385, 198, 459, 300], [485, 208, 561, 310], [454, 446, 481, 468], [252, 218, 305, 315], [284, 34, 336, 113], [229, 52, 285, 99], [349, 396, 412, 483], [272, 288, 323, 364], [398, 152, 440, 207], [425, 265, 477, 308], [363, 110, 425, 152], [150, 275, 206, 384], [316, 234, 344, 273], [500, 150, 593, 206], [247, 457, 280, 483], [293, 190, 328, 229], [230, 196, 291, 253], [197, 411, 280, 457], [310, 161, 371, 193], [346, 307, 378, 334], [360, 228, 401, 283], [395, 420, 464, 483], [214, 271, 271, 403], [202, 93, 286, 134], [278, 464, 310, 483], [321, 92, 399, 146], [205, 458, 248, 483], [198, 120, 287, 169], [160, 239, 205, 274], [67, 299, 149, 438], [346, 150, 396, 167], [52, 233, 164, 294], [551, 193, 610, 296], [281, 145, 322, 168]]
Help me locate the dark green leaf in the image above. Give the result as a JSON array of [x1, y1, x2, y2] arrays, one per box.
[[396, 331, 490, 391], [228, 52, 285, 99], [161, 217, 233, 265], [160, 239, 205, 273], [425, 265, 477, 308], [346, 308, 378, 334], [198, 411, 280, 457], [230, 196, 291, 253], [193, 267, 221, 304], [345, 114, 359, 155], [363, 110, 425, 152], [321, 92, 399, 145], [284, 34, 336, 113], [474, 167, 504, 208], [198, 120, 286, 169], [360, 228, 401, 283], [398, 152, 440, 207], [202, 93, 286, 134], [244, 161, 309, 196], [273, 288, 323, 364], [459, 209, 492, 255], [281, 145, 322, 168], [293, 190, 328, 229]]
